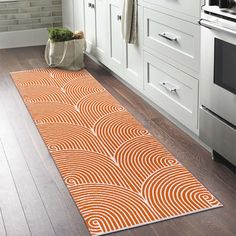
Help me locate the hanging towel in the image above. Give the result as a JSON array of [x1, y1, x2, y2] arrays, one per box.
[[121, 0, 138, 44]]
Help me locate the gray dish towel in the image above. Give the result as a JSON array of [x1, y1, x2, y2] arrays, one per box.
[[121, 0, 138, 44]]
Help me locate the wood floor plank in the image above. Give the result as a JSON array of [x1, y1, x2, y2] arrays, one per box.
[[0, 94, 56, 236], [0, 139, 31, 236], [0, 209, 6, 236]]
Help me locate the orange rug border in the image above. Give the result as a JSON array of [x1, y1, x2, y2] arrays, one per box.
[[10, 68, 223, 236]]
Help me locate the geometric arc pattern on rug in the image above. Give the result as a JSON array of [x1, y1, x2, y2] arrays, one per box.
[[11, 68, 222, 236]]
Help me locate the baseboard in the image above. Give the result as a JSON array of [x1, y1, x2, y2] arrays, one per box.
[[0, 28, 48, 49]]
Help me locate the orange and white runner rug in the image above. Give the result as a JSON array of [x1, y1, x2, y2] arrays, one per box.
[[11, 68, 222, 235]]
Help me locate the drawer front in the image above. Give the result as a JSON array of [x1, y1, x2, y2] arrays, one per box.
[[144, 8, 200, 72], [143, 0, 201, 18], [200, 107, 236, 166], [144, 51, 199, 132]]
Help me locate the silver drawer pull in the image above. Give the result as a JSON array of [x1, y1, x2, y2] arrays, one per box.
[[159, 81, 179, 92], [158, 32, 178, 41]]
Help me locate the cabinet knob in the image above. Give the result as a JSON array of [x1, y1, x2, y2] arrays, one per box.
[[88, 3, 95, 8], [117, 15, 122, 21]]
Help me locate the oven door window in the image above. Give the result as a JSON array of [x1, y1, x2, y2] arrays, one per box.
[[214, 38, 236, 94]]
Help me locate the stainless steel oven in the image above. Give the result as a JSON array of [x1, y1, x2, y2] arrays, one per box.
[[199, 0, 236, 167]]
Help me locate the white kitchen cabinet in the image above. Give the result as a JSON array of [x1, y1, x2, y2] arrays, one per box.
[[83, 0, 108, 63], [107, 0, 124, 77], [106, 1, 143, 88], [66, 0, 142, 88], [62, 0, 202, 134], [84, 0, 96, 54]]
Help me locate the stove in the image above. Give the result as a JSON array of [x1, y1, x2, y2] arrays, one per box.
[[199, 0, 236, 169], [203, 0, 236, 20]]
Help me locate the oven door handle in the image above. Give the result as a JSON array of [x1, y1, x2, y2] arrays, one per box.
[[199, 19, 236, 36]]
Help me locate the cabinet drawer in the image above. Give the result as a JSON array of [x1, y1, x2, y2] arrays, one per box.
[[144, 8, 200, 72], [144, 51, 199, 132], [143, 0, 201, 18]]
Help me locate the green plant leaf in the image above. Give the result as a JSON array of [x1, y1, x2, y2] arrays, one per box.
[[47, 28, 74, 42]]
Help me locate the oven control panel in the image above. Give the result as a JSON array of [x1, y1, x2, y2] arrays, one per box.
[[203, 0, 236, 20], [209, 0, 236, 9]]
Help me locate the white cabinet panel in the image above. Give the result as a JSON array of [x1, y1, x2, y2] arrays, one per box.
[[62, 0, 84, 32], [124, 5, 143, 89], [62, 0, 74, 31], [94, 0, 107, 63], [74, 0, 84, 31], [84, 0, 96, 54], [107, 0, 124, 77], [144, 51, 199, 132]]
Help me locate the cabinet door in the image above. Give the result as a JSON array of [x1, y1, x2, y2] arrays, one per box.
[[62, 0, 74, 31], [84, 0, 96, 54], [94, 0, 108, 64], [124, 5, 143, 89], [107, 0, 124, 77], [73, 0, 84, 32]]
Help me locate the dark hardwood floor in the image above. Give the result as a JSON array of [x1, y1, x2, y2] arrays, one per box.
[[0, 46, 235, 236]]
